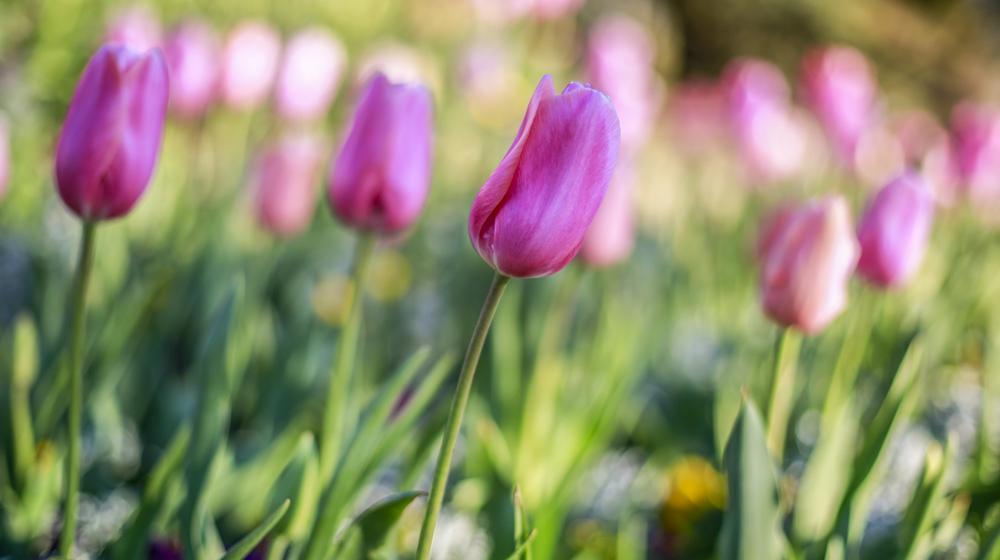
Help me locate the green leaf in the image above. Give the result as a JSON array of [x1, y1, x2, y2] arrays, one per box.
[[219, 499, 290, 560], [719, 399, 781, 560], [793, 401, 858, 542], [900, 436, 955, 560], [353, 490, 425, 551]]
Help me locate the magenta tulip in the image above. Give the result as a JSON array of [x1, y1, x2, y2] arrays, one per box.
[[469, 75, 621, 278], [328, 72, 433, 235], [949, 102, 1000, 205], [55, 45, 169, 221], [220, 21, 281, 110], [800, 46, 878, 165], [580, 161, 634, 268], [163, 20, 220, 119], [252, 134, 324, 237], [275, 28, 346, 123], [723, 58, 790, 117], [0, 116, 8, 202], [586, 14, 660, 153], [104, 6, 162, 52], [758, 196, 859, 334], [856, 173, 935, 288]]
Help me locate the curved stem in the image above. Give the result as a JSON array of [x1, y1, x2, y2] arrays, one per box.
[[765, 328, 801, 464], [416, 272, 511, 560], [319, 233, 376, 481], [59, 220, 97, 559]]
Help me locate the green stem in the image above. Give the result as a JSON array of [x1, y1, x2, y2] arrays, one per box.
[[59, 220, 97, 559], [765, 328, 801, 464], [319, 233, 376, 481], [820, 290, 875, 434], [416, 272, 511, 560]]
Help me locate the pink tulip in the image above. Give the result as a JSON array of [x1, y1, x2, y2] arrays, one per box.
[[55, 44, 169, 221], [275, 28, 347, 123], [949, 102, 1000, 206], [856, 173, 934, 288], [105, 6, 162, 52], [587, 14, 660, 153], [0, 116, 8, 202], [163, 20, 220, 119], [220, 21, 281, 110], [758, 196, 859, 334], [329, 72, 433, 235], [890, 110, 946, 165], [580, 161, 634, 268], [800, 46, 879, 165], [722, 59, 806, 184], [252, 134, 324, 237], [469, 75, 621, 278]]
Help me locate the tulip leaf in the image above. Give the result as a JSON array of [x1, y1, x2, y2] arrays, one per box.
[[354, 490, 425, 551], [793, 401, 858, 542], [219, 499, 290, 560], [899, 436, 955, 560], [718, 398, 781, 560]]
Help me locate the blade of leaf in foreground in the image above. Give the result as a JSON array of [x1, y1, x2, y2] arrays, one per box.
[[220, 499, 291, 560]]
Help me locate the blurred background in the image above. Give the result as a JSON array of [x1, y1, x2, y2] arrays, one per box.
[[3, 0, 1000, 558]]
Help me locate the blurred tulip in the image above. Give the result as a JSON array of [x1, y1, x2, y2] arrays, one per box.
[[587, 14, 661, 153], [0, 116, 8, 202], [800, 46, 879, 165], [667, 79, 727, 157], [853, 122, 905, 188], [856, 173, 934, 289], [457, 40, 513, 101], [532, 0, 585, 20], [949, 102, 1000, 206], [580, 161, 634, 267], [220, 21, 281, 110], [275, 28, 347, 123], [252, 134, 324, 237], [105, 6, 162, 52], [163, 20, 220, 119], [329, 72, 433, 234], [890, 110, 947, 165], [722, 59, 806, 184], [469, 75, 621, 278], [55, 44, 169, 221], [758, 196, 859, 334]]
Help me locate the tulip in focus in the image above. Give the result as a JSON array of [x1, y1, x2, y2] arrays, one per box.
[[275, 28, 347, 123], [856, 173, 935, 288], [587, 14, 661, 153], [800, 46, 879, 165], [221, 21, 281, 110], [580, 161, 635, 268], [252, 134, 324, 237], [55, 44, 170, 220], [469, 75, 621, 278], [105, 6, 162, 52], [758, 196, 859, 334], [163, 20, 220, 119], [0, 116, 9, 202], [329, 72, 433, 235]]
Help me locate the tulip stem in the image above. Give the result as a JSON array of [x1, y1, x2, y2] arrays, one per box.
[[59, 220, 97, 560], [416, 272, 511, 560], [765, 327, 801, 464], [320, 233, 376, 481]]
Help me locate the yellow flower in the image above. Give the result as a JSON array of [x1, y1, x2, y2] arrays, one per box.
[[660, 456, 726, 536]]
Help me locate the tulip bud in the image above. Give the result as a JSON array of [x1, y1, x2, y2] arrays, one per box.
[[163, 20, 220, 119], [55, 45, 169, 221], [328, 72, 433, 235], [800, 46, 878, 165], [105, 6, 162, 52], [758, 196, 859, 334], [0, 116, 9, 202], [275, 28, 346, 123], [580, 161, 634, 268], [856, 173, 934, 288], [469, 75, 621, 278], [220, 21, 281, 110], [586, 14, 660, 153], [252, 134, 324, 237]]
